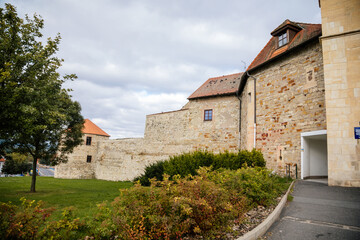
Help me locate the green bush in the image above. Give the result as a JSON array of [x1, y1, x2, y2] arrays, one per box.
[[0, 198, 54, 239], [0, 198, 86, 240], [135, 149, 266, 186], [88, 167, 289, 239], [208, 167, 290, 207], [88, 173, 247, 239], [133, 160, 165, 186], [163, 151, 214, 177]]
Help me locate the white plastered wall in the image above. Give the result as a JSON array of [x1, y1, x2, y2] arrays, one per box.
[[301, 130, 327, 179]]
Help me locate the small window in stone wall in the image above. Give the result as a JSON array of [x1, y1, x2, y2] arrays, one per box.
[[204, 109, 213, 121], [307, 70, 313, 82], [87, 155, 92, 163], [304, 68, 317, 89], [248, 92, 251, 103], [86, 136, 92, 145]]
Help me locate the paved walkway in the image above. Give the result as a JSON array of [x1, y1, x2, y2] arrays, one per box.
[[264, 180, 360, 240]]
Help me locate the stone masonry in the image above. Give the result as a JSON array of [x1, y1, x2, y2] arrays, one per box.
[[56, 84, 241, 181], [320, 0, 360, 186], [247, 40, 326, 176]]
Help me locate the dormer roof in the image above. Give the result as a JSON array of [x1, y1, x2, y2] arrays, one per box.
[[83, 119, 110, 137], [188, 72, 243, 100], [271, 19, 303, 36], [247, 20, 321, 71]]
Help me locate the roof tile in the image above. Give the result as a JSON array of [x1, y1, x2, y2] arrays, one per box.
[[247, 21, 321, 71], [83, 119, 110, 137], [188, 73, 243, 99]]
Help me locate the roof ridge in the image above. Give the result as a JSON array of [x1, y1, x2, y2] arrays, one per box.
[[208, 72, 243, 80], [188, 72, 243, 100], [293, 21, 321, 26], [247, 37, 274, 71], [83, 119, 110, 137]]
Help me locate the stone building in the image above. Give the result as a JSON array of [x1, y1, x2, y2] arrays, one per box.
[[319, 0, 360, 186], [56, 74, 243, 181], [239, 20, 327, 179], [56, 1, 359, 186], [55, 119, 110, 179]]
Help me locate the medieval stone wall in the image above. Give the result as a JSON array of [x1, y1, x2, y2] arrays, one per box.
[[240, 79, 255, 151], [55, 134, 109, 179], [145, 108, 191, 145], [249, 40, 326, 175], [185, 96, 240, 152], [55, 95, 241, 181]]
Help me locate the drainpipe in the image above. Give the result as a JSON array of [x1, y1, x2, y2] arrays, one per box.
[[236, 92, 242, 149], [247, 72, 257, 149]]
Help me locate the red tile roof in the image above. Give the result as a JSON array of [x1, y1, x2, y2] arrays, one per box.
[[247, 20, 321, 71], [188, 72, 243, 99], [83, 119, 110, 137]]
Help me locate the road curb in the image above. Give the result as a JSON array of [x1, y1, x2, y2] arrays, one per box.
[[236, 180, 295, 240]]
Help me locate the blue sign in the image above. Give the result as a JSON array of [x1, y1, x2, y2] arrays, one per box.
[[355, 127, 360, 139]]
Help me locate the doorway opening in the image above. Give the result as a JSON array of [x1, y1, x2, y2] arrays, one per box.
[[301, 130, 327, 180]]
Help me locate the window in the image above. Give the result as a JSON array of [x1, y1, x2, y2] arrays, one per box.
[[86, 155, 92, 163], [278, 32, 288, 47], [204, 109, 213, 121], [86, 136, 92, 145]]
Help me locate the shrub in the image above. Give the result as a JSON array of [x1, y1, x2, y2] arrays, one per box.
[[0, 198, 54, 239], [133, 160, 165, 186], [38, 207, 87, 240], [88, 173, 247, 239], [0, 199, 86, 240], [163, 151, 214, 177], [135, 149, 266, 186], [208, 167, 290, 207]]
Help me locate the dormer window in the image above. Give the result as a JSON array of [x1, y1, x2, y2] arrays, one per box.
[[271, 20, 302, 49], [278, 32, 288, 47]]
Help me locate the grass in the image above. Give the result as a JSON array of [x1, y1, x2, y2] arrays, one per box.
[[0, 176, 133, 219]]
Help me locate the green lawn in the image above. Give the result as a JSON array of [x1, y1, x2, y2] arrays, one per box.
[[0, 176, 133, 219]]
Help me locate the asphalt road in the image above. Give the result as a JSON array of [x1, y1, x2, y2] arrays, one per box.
[[264, 180, 360, 240]]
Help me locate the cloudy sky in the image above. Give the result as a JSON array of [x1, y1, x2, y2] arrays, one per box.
[[6, 0, 321, 139]]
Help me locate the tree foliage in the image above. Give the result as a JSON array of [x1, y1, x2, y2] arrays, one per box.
[[1, 153, 32, 175], [0, 4, 84, 192]]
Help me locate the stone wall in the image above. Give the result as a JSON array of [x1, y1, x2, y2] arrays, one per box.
[[55, 134, 109, 179], [240, 79, 255, 151], [56, 95, 241, 181], [145, 108, 191, 145], [185, 96, 240, 152], [247, 39, 326, 176], [94, 138, 172, 181], [320, 0, 360, 186]]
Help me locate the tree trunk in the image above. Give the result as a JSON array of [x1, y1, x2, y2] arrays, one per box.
[[30, 157, 37, 192]]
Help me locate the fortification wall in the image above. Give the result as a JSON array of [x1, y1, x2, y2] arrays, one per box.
[[55, 134, 109, 179], [251, 40, 326, 175], [240, 79, 255, 151], [145, 108, 191, 144], [92, 95, 240, 181], [185, 96, 240, 152]]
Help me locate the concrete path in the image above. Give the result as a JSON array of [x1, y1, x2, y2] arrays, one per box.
[[264, 180, 360, 240]]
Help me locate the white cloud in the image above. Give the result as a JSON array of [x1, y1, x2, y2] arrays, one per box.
[[7, 0, 322, 138]]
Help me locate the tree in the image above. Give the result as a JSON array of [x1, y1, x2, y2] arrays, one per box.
[[0, 4, 84, 192], [1, 153, 32, 175]]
